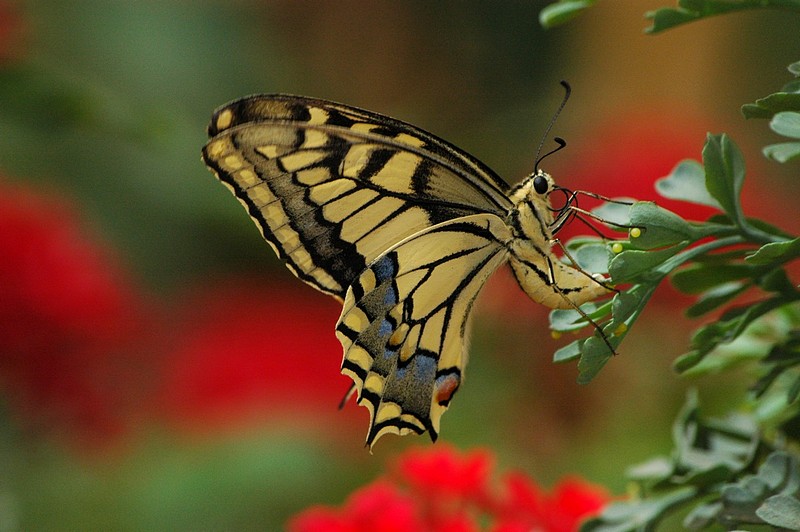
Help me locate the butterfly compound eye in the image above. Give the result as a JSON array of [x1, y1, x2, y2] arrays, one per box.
[[533, 174, 549, 194]]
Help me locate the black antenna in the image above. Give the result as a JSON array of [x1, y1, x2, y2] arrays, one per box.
[[534, 80, 571, 173], [536, 137, 567, 172]]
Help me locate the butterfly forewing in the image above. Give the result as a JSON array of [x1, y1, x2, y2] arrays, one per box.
[[203, 95, 513, 299], [335, 214, 511, 447]]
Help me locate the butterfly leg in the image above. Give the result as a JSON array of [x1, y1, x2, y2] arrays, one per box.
[[549, 237, 619, 294], [544, 254, 617, 356], [549, 189, 638, 238], [338, 382, 358, 410]]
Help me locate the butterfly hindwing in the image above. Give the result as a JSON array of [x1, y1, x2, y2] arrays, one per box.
[[335, 213, 511, 447], [202, 94, 513, 299]]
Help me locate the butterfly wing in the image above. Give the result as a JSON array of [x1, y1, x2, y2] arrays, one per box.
[[335, 213, 511, 447], [202, 94, 513, 299]]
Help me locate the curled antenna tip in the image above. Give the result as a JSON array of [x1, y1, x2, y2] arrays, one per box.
[[536, 137, 568, 172], [534, 83, 572, 173]]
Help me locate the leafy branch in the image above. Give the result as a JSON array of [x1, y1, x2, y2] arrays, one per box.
[[552, 131, 795, 384], [540, 1, 800, 529]]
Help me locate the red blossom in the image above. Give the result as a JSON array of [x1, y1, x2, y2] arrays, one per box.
[[289, 444, 609, 531], [0, 1, 24, 63], [395, 445, 494, 508], [493, 473, 608, 532], [156, 279, 361, 435], [292, 481, 425, 532], [0, 180, 148, 447]]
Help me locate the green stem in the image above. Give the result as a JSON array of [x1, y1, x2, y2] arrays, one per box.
[[739, 221, 791, 245]]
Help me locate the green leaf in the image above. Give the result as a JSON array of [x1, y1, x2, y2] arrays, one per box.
[[689, 296, 794, 358], [744, 216, 794, 240], [703, 133, 746, 226], [568, 240, 612, 274], [785, 78, 800, 93], [645, 8, 699, 34], [588, 394, 762, 530], [612, 283, 656, 323], [591, 199, 636, 231], [717, 452, 800, 528], [627, 202, 703, 249], [576, 335, 615, 384], [757, 451, 800, 491], [683, 501, 723, 529], [655, 159, 721, 209], [644, 0, 800, 34], [626, 456, 674, 483], [788, 373, 800, 403], [763, 141, 800, 162], [553, 339, 583, 363], [757, 494, 800, 529], [539, 1, 596, 29], [742, 93, 800, 119], [771, 111, 800, 138], [758, 268, 797, 294], [673, 349, 706, 373], [746, 237, 800, 265], [550, 304, 598, 332], [582, 488, 698, 531], [609, 245, 685, 284], [685, 282, 748, 318], [671, 263, 765, 294]]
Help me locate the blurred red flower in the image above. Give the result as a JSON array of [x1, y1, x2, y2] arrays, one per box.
[[552, 111, 716, 243], [289, 444, 609, 532], [156, 278, 362, 436], [0, 180, 148, 447], [555, 111, 795, 238], [0, 1, 24, 63]]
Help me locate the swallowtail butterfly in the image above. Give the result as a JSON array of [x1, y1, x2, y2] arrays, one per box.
[[202, 93, 613, 448]]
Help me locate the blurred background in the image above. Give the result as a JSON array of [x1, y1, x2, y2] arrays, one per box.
[[1, 0, 799, 529]]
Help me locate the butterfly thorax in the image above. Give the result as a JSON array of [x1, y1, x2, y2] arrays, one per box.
[[506, 171, 556, 249], [505, 171, 609, 309]]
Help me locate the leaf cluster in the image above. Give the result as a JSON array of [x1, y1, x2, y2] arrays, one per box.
[[585, 392, 800, 530], [551, 132, 796, 384], [540, 1, 800, 529]]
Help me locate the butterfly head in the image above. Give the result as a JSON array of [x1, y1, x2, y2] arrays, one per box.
[[511, 169, 556, 204], [507, 169, 565, 239], [532, 170, 555, 196]]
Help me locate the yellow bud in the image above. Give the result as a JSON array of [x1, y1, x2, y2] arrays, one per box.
[[611, 242, 624, 254], [551, 330, 562, 340], [630, 227, 642, 238], [614, 323, 628, 336]]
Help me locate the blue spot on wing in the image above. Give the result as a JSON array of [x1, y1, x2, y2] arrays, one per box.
[[396, 351, 436, 381], [373, 254, 398, 283], [383, 284, 398, 306]]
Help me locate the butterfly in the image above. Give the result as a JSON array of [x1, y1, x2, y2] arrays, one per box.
[[202, 93, 615, 448]]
